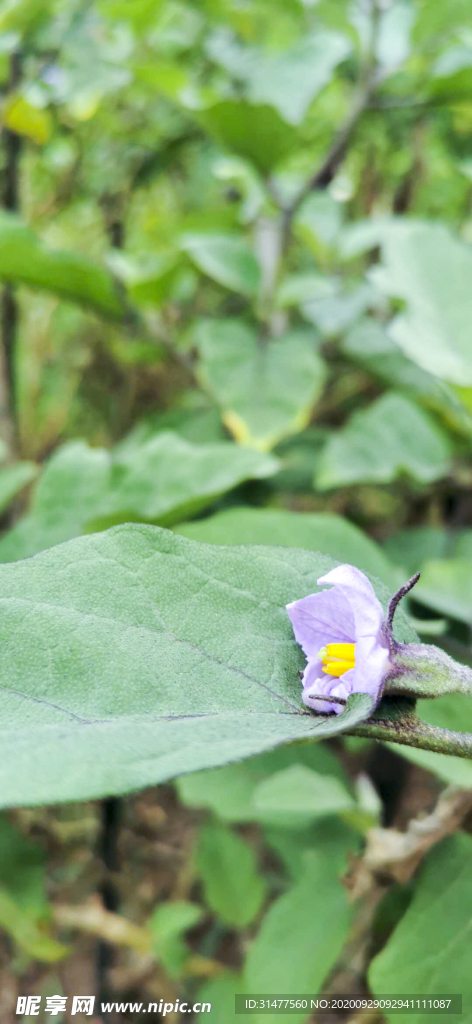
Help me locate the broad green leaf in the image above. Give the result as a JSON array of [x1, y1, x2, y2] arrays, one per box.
[[301, 282, 375, 338], [248, 31, 351, 125], [0, 212, 126, 320], [106, 250, 183, 306], [315, 393, 452, 490], [0, 436, 278, 562], [252, 765, 355, 827], [195, 823, 266, 929], [342, 319, 472, 436], [429, 47, 472, 100], [369, 834, 472, 1024], [149, 900, 203, 978], [0, 461, 37, 514], [91, 432, 279, 528], [194, 320, 326, 450], [371, 222, 472, 386], [174, 507, 397, 587], [181, 234, 261, 297], [244, 849, 352, 1024], [0, 526, 389, 807], [383, 527, 450, 577], [276, 272, 336, 309], [117, 405, 226, 450], [415, 559, 472, 623], [176, 742, 347, 825], [198, 101, 299, 174], [0, 441, 112, 563], [264, 818, 358, 884]]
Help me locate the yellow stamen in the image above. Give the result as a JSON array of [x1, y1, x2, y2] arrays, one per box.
[[318, 642, 355, 678], [326, 643, 356, 659]]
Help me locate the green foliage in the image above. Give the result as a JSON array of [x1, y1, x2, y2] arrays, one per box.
[[195, 823, 266, 929], [369, 835, 472, 1023], [177, 742, 347, 825], [0, 436, 278, 561], [372, 222, 472, 386], [415, 560, 472, 623], [181, 234, 261, 297], [0, 213, 126, 320], [244, 848, 352, 1024], [194, 320, 326, 449], [316, 393, 452, 490], [0, 526, 395, 807], [175, 507, 397, 586], [251, 765, 355, 827], [0, 460, 37, 513], [3, 0, 472, 1001], [0, 817, 66, 961], [149, 900, 203, 978]]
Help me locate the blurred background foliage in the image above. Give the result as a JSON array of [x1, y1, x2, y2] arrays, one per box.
[[3, 0, 472, 1020]]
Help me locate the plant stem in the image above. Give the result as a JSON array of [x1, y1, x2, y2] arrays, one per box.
[[349, 715, 472, 759], [281, 0, 382, 251], [0, 50, 22, 455], [97, 796, 122, 1013]]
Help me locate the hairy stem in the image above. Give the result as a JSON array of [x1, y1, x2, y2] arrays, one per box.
[[349, 715, 472, 759]]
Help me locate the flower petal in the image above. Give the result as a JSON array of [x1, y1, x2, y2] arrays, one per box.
[[286, 586, 355, 660], [351, 634, 391, 702], [317, 564, 384, 638], [302, 658, 352, 714]]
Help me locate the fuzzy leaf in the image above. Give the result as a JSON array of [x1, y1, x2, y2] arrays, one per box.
[[0, 526, 391, 807]]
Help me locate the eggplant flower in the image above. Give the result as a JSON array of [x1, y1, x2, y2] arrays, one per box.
[[286, 564, 408, 714]]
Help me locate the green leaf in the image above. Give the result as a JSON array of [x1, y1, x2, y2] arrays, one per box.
[[0, 441, 112, 564], [197, 972, 244, 1019], [0, 436, 278, 562], [0, 816, 66, 962], [342, 319, 472, 436], [315, 393, 452, 490], [194, 320, 326, 449], [149, 900, 203, 978], [371, 221, 472, 386], [0, 526, 384, 807], [196, 823, 266, 929], [0, 212, 127, 320], [429, 47, 472, 101], [198, 101, 299, 174], [301, 281, 375, 338], [0, 461, 37, 514], [415, 559, 472, 624], [252, 765, 355, 827], [369, 835, 472, 1024], [244, 849, 352, 1024], [0, 888, 67, 963], [174, 507, 397, 587], [247, 31, 351, 125], [181, 233, 261, 297], [92, 432, 279, 528], [383, 527, 450, 577], [176, 742, 347, 825]]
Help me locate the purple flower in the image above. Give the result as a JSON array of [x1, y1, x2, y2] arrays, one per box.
[[287, 564, 396, 714], [288, 563, 472, 714]]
